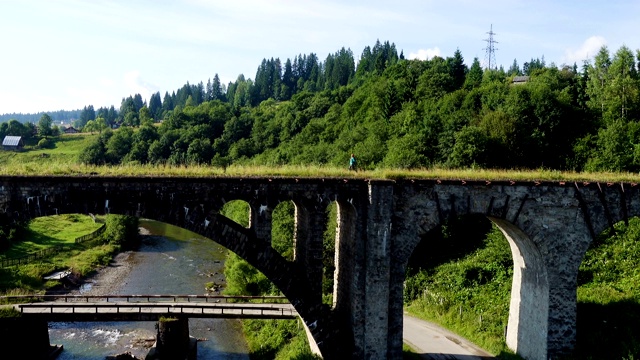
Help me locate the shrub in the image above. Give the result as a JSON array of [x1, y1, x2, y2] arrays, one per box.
[[37, 137, 54, 149], [101, 214, 140, 249]]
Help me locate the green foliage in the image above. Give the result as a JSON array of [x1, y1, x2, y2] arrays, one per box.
[[221, 200, 250, 227], [272, 201, 294, 260], [404, 217, 514, 355], [569, 217, 640, 359], [0, 214, 117, 293], [243, 318, 320, 360], [101, 214, 139, 249], [405, 213, 640, 358], [37, 137, 54, 149], [37, 114, 53, 137], [220, 200, 319, 358], [322, 203, 337, 304]]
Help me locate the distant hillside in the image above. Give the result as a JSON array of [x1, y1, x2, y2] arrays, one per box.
[[0, 109, 82, 124]]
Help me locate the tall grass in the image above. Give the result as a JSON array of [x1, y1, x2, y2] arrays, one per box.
[[2, 134, 640, 182]]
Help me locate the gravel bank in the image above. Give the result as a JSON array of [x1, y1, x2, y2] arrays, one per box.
[[65, 228, 151, 296]]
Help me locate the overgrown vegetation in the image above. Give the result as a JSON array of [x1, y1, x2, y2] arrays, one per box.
[[404, 216, 514, 356], [3, 42, 640, 182], [0, 214, 138, 294], [403, 214, 640, 359], [571, 217, 640, 359]]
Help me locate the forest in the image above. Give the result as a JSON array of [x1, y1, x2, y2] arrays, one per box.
[[53, 41, 637, 174], [2, 40, 639, 174]]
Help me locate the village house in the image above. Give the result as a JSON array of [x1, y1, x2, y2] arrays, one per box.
[[512, 75, 530, 85], [63, 126, 79, 134]]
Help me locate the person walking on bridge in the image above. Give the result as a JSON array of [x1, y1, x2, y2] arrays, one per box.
[[349, 153, 357, 171]]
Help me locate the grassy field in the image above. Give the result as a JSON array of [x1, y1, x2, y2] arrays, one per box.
[[2, 133, 640, 182], [0, 213, 113, 295], [0, 214, 103, 259]]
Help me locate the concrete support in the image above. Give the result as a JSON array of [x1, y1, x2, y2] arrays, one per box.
[[0, 318, 60, 359], [491, 217, 549, 360], [147, 317, 196, 360], [250, 203, 272, 244], [362, 183, 394, 359], [333, 200, 358, 313], [293, 201, 326, 307]]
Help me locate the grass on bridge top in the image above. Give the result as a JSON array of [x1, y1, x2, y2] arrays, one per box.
[[1, 162, 640, 184], [1, 133, 640, 183]]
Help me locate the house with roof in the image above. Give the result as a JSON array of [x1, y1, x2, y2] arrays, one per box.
[[512, 75, 530, 85], [64, 126, 79, 134], [2, 136, 24, 151]]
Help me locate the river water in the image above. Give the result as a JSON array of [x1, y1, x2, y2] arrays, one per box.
[[48, 219, 250, 360]]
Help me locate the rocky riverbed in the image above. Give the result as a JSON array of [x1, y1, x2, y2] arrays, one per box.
[[64, 227, 152, 297]]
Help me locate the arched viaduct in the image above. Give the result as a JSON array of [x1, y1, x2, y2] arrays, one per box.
[[0, 175, 633, 360]]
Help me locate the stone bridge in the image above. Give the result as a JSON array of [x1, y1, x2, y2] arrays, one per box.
[[0, 175, 634, 360]]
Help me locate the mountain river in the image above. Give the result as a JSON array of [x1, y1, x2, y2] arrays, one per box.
[[48, 219, 250, 359]]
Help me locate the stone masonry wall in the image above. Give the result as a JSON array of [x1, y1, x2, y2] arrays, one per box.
[[2, 176, 639, 360]]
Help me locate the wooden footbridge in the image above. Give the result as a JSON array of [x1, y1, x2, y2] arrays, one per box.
[[3, 294, 297, 322]]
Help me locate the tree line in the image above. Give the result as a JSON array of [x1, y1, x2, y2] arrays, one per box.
[[4, 39, 640, 173], [75, 41, 640, 172]]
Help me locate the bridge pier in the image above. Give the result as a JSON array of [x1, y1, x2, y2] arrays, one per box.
[[146, 316, 196, 360], [0, 318, 61, 359], [329, 183, 399, 359]]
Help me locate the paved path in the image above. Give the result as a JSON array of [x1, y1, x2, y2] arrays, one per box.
[[403, 313, 495, 359]]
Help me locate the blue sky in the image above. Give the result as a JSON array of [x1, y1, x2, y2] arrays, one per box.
[[1, 0, 639, 115]]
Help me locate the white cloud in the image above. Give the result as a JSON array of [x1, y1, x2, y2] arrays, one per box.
[[561, 36, 607, 65], [123, 71, 159, 102], [408, 47, 442, 61]]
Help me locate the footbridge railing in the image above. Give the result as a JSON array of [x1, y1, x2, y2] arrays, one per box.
[[1, 294, 297, 321]]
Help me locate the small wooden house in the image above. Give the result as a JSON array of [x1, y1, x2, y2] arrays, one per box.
[[2, 136, 24, 151], [64, 126, 79, 134], [512, 76, 530, 85]]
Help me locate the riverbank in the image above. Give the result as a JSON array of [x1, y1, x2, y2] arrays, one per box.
[[60, 227, 151, 297], [48, 223, 250, 360]]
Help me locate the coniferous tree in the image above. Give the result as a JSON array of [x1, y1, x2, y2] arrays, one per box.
[[148, 92, 162, 120], [281, 59, 294, 100], [587, 46, 612, 120], [132, 94, 145, 112], [162, 92, 174, 115], [508, 59, 522, 76], [448, 49, 468, 90], [464, 57, 484, 89], [607, 45, 639, 120], [211, 74, 224, 101]]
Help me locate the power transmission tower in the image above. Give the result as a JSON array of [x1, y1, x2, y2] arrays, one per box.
[[483, 24, 498, 70]]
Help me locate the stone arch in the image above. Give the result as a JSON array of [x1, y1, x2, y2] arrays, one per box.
[[488, 216, 548, 359], [395, 183, 583, 360], [332, 199, 359, 313]]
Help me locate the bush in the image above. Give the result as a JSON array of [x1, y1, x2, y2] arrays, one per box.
[[37, 137, 54, 149], [101, 214, 139, 249]]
